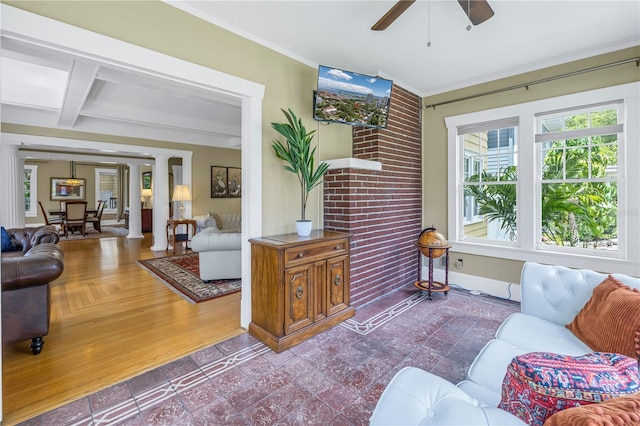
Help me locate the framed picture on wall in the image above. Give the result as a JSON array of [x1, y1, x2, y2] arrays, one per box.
[[227, 167, 241, 198], [211, 166, 227, 198], [142, 171, 152, 189], [50, 178, 86, 201]]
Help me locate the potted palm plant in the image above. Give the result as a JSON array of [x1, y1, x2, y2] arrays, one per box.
[[272, 108, 330, 236]]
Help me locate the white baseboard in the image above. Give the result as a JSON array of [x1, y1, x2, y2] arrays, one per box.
[[424, 267, 521, 302]]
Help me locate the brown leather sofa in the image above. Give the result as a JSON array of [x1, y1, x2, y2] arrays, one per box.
[[2, 225, 60, 257], [2, 226, 64, 354]]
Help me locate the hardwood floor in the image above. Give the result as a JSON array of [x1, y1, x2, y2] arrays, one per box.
[[2, 233, 244, 425]]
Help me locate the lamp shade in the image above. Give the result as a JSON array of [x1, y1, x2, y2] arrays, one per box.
[[172, 185, 191, 202], [141, 188, 153, 197]]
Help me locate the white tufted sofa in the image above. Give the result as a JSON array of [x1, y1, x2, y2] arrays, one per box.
[[193, 212, 241, 233], [191, 230, 241, 281], [191, 213, 242, 281], [370, 261, 640, 425]]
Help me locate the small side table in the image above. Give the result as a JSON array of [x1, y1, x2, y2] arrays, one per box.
[[166, 219, 196, 254]]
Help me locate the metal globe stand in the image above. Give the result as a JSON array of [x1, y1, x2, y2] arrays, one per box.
[[413, 229, 451, 300]]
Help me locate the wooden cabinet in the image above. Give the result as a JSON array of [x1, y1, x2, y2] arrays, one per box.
[[249, 231, 354, 352], [124, 208, 152, 232], [141, 209, 152, 232]]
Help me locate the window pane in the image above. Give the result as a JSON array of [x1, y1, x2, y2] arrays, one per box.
[[463, 183, 517, 241], [565, 113, 588, 130], [99, 172, 118, 209], [24, 169, 32, 211], [542, 141, 564, 180], [541, 182, 617, 250], [461, 125, 518, 242], [592, 143, 618, 178], [590, 108, 617, 127], [540, 106, 618, 133]]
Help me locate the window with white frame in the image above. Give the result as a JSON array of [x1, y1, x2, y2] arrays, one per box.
[[95, 168, 118, 213], [460, 122, 518, 241], [446, 82, 639, 275], [536, 102, 622, 252], [24, 164, 38, 217]]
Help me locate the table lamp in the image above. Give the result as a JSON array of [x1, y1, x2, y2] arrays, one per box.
[[172, 185, 191, 220], [141, 188, 152, 208]]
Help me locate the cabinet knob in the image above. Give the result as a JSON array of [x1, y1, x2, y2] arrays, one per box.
[[296, 287, 304, 299], [297, 253, 304, 258], [334, 274, 341, 286], [334, 246, 340, 250]]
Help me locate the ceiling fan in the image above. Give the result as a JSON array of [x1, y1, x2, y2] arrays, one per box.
[[371, 0, 494, 31]]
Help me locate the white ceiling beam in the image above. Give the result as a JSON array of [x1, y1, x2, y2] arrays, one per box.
[[19, 150, 154, 166], [57, 59, 99, 128], [2, 105, 241, 149], [97, 67, 242, 107]]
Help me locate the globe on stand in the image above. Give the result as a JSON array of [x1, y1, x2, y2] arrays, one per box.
[[414, 227, 451, 300]]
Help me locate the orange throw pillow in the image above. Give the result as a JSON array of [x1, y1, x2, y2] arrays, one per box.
[[543, 393, 640, 426], [566, 275, 640, 359]]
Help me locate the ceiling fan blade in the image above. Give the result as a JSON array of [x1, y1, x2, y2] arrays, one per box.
[[371, 0, 416, 31], [457, 0, 494, 26]]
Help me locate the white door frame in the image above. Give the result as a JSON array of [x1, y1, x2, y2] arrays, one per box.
[[0, 4, 264, 419]]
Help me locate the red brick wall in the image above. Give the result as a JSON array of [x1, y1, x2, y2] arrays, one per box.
[[324, 85, 422, 307]]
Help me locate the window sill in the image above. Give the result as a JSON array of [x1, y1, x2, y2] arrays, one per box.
[[451, 241, 638, 276]]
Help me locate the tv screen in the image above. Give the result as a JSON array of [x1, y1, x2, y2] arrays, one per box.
[[313, 65, 392, 129]]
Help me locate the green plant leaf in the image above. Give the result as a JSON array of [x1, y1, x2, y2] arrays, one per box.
[[271, 108, 329, 220]]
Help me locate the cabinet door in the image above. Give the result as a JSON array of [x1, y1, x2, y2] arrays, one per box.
[[284, 264, 314, 334], [327, 255, 349, 316], [313, 260, 327, 322]]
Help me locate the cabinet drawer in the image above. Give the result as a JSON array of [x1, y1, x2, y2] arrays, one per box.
[[284, 239, 348, 266]]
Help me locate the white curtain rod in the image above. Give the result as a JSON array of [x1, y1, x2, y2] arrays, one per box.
[[423, 57, 640, 110]]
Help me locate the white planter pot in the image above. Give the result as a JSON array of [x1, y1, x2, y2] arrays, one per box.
[[296, 220, 312, 237]]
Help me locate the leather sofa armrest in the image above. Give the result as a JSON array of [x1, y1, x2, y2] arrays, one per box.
[[1, 244, 64, 291], [31, 227, 60, 246]]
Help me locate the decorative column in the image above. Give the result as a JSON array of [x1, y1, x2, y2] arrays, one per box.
[[127, 163, 143, 239], [150, 154, 170, 251], [0, 142, 24, 228], [179, 152, 193, 220]]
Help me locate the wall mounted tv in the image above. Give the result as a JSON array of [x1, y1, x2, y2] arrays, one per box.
[[313, 65, 393, 129]]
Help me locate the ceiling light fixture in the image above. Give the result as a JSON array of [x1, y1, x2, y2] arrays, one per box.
[[65, 161, 83, 187]]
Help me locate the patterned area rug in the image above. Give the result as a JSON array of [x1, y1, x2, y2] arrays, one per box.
[[59, 225, 129, 241], [138, 253, 241, 304]]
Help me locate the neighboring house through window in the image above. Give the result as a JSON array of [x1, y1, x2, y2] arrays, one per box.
[[446, 82, 639, 275]]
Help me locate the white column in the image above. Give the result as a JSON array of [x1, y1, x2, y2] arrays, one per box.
[[0, 142, 24, 228], [127, 163, 143, 239], [180, 152, 193, 219], [151, 154, 170, 251]]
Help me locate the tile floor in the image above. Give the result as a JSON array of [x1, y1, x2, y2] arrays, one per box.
[[21, 285, 519, 425]]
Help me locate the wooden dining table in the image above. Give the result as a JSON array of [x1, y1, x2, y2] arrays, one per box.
[[48, 209, 99, 218]]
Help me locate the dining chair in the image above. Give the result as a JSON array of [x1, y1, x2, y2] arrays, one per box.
[[86, 200, 107, 233], [38, 201, 63, 227], [62, 201, 87, 238], [87, 200, 104, 219]]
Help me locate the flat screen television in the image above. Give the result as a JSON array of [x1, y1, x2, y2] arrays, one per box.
[[313, 65, 393, 129]]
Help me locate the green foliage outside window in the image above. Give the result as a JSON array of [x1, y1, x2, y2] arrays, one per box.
[[465, 108, 618, 249]]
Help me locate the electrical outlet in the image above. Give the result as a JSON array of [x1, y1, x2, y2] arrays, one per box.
[[455, 259, 464, 269]]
